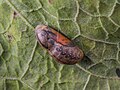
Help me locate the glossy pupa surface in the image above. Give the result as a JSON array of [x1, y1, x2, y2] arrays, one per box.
[[35, 25, 84, 65]]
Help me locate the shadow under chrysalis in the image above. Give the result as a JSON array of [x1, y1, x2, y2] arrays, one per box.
[[116, 68, 120, 77]]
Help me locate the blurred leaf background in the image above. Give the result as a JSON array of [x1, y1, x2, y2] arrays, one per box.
[[0, 0, 120, 90]]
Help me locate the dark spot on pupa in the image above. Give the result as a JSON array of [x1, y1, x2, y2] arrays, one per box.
[[48, 39, 55, 45], [65, 55, 68, 58], [56, 47, 62, 52], [61, 52, 65, 55]]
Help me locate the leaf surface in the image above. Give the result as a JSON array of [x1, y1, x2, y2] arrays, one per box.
[[0, 0, 120, 90]]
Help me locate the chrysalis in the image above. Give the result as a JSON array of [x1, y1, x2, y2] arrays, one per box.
[[35, 25, 84, 65]]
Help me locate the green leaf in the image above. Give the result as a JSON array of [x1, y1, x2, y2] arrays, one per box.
[[0, 0, 120, 89]]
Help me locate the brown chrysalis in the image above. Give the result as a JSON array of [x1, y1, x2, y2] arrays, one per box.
[[35, 25, 84, 65]]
